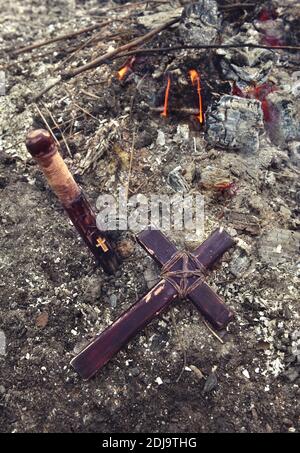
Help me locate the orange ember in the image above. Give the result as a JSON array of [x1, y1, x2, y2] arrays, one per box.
[[118, 65, 130, 81], [117, 56, 136, 81], [189, 69, 203, 124], [161, 76, 171, 118]]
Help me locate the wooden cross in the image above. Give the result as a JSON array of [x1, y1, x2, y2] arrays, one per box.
[[71, 228, 235, 379]]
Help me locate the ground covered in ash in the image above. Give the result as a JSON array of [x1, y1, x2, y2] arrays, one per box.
[[0, 0, 299, 433]]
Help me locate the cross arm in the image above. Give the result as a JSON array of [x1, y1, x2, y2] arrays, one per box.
[[188, 283, 234, 330], [137, 228, 235, 270], [136, 228, 177, 266], [192, 227, 235, 269], [71, 280, 178, 379]]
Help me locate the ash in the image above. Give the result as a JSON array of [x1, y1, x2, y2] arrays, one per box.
[[179, 0, 221, 45], [206, 95, 264, 153], [0, 0, 299, 434]]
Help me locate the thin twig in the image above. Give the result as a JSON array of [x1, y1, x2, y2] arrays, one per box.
[[151, 106, 200, 115], [126, 126, 137, 201], [35, 104, 60, 147], [202, 318, 224, 344], [65, 17, 180, 78], [57, 29, 107, 68], [58, 30, 132, 68], [176, 350, 187, 383], [72, 103, 100, 123], [219, 2, 256, 8], [129, 73, 147, 120], [30, 17, 179, 102], [11, 23, 108, 56], [99, 0, 172, 12], [80, 89, 102, 101], [43, 104, 72, 157], [30, 77, 62, 104], [170, 310, 188, 383], [114, 42, 300, 60], [29, 30, 299, 104], [1, 44, 83, 71]]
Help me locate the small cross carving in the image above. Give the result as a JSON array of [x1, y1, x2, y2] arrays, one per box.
[[95, 237, 109, 252], [71, 227, 235, 379]]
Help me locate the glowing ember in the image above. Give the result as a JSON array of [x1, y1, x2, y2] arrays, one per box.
[[161, 76, 171, 118], [232, 82, 277, 122], [262, 35, 283, 47], [212, 181, 238, 198], [258, 7, 277, 22], [118, 65, 130, 80], [189, 69, 203, 124], [117, 56, 136, 81]]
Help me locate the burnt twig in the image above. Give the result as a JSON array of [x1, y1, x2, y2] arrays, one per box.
[[65, 17, 180, 78], [151, 106, 200, 115], [30, 77, 62, 105], [114, 42, 300, 60], [11, 23, 109, 56], [219, 2, 256, 8]]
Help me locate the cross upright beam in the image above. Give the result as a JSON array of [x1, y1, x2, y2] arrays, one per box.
[[71, 228, 235, 379]]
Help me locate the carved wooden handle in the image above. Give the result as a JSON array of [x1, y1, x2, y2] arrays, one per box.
[[26, 129, 80, 206], [26, 129, 120, 274]]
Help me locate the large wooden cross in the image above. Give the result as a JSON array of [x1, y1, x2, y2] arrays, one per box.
[[71, 227, 235, 379]]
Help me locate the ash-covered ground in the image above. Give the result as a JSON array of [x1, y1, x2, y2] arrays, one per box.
[[0, 0, 299, 433]]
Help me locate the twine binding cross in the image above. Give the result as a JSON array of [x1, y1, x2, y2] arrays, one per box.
[[161, 251, 208, 298]]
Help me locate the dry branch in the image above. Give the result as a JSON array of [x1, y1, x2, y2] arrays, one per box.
[[11, 22, 110, 56], [115, 43, 300, 60], [65, 17, 180, 78]]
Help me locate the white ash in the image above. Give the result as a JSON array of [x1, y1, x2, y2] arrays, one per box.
[[265, 91, 300, 147], [288, 141, 300, 168], [256, 315, 286, 378], [258, 229, 300, 265], [0, 96, 33, 162], [143, 263, 160, 290], [229, 248, 251, 278], [167, 166, 190, 193], [156, 130, 166, 147], [253, 17, 284, 45], [173, 124, 190, 144], [199, 165, 230, 186], [256, 139, 289, 170], [179, 0, 221, 46], [206, 95, 264, 154], [242, 369, 250, 379], [76, 118, 121, 174], [137, 7, 183, 29], [217, 28, 277, 84], [291, 331, 300, 363]]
